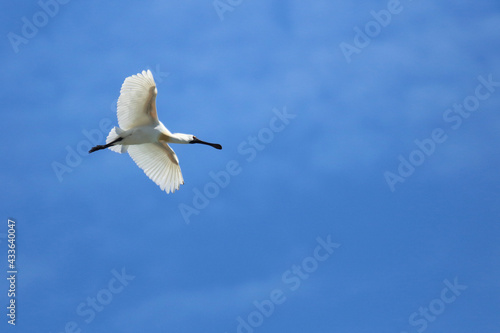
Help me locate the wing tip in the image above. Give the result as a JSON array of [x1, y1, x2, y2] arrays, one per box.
[[127, 143, 184, 195]]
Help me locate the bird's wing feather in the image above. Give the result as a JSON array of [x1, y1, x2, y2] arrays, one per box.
[[127, 142, 184, 194], [116, 70, 159, 130]]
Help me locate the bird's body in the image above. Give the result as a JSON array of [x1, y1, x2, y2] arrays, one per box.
[[89, 70, 222, 193], [118, 125, 161, 145]]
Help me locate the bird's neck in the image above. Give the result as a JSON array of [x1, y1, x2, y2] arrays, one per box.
[[168, 133, 192, 144]]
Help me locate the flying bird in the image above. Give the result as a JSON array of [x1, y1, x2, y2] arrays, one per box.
[[89, 70, 222, 193]]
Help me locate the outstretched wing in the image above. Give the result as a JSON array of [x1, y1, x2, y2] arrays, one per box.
[[127, 142, 184, 194], [116, 70, 159, 130]]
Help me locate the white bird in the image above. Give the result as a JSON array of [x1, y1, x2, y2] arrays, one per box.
[[89, 70, 222, 193]]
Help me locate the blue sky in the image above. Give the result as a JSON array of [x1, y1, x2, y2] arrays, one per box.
[[1, 0, 500, 332]]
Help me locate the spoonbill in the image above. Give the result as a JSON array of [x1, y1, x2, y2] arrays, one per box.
[[89, 70, 222, 193]]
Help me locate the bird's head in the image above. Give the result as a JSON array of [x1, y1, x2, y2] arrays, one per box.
[[170, 133, 222, 150]]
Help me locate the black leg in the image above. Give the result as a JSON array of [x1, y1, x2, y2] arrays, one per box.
[[89, 137, 123, 153]]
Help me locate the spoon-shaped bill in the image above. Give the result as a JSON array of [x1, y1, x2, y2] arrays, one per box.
[[191, 137, 222, 150]]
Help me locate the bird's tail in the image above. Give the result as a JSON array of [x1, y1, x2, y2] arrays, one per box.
[[106, 127, 128, 153]]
